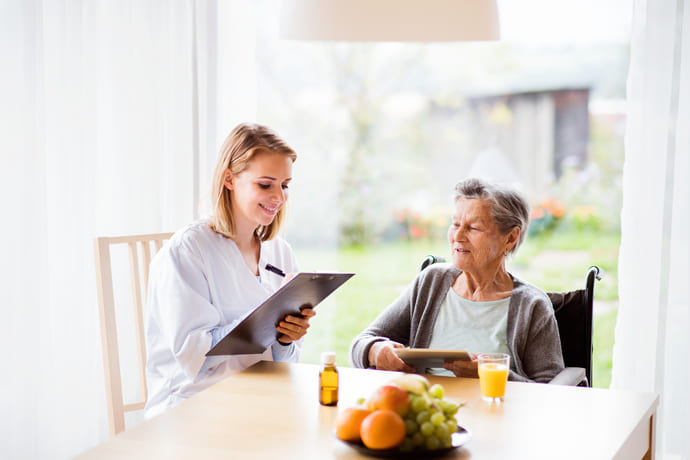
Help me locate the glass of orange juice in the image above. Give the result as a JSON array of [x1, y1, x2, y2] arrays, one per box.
[[478, 353, 510, 403]]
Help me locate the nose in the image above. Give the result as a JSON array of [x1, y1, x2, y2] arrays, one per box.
[[452, 225, 465, 241], [273, 184, 287, 202]]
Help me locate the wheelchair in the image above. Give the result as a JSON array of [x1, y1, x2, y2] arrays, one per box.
[[420, 256, 602, 387]]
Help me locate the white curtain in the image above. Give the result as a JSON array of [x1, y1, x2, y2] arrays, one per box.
[[612, 0, 689, 459], [0, 1, 256, 458]]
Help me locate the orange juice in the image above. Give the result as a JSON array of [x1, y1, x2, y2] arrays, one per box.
[[478, 362, 509, 399]]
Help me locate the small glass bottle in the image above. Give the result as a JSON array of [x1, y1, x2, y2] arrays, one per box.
[[319, 351, 339, 406]]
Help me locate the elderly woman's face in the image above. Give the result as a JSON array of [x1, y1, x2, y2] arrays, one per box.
[[448, 198, 513, 274]]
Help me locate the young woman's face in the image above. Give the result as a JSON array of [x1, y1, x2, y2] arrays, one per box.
[[225, 150, 293, 231], [447, 198, 514, 275]]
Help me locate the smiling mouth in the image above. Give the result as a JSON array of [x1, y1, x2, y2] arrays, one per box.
[[260, 203, 280, 214]]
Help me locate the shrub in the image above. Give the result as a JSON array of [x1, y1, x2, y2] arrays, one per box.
[[528, 198, 565, 237], [389, 206, 450, 242], [567, 205, 603, 232]]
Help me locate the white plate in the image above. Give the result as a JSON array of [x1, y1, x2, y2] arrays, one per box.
[[338, 425, 471, 458]]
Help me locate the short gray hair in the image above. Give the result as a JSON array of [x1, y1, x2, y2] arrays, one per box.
[[453, 178, 531, 255]]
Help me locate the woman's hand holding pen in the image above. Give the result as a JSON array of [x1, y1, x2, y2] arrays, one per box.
[[277, 306, 316, 344], [281, 272, 297, 286], [265, 263, 296, 286]]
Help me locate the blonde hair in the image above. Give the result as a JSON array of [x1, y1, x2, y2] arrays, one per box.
[[209, 123, 297, 241]]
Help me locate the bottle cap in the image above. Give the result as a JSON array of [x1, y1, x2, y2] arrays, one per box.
[[321, 351, 336, 365]]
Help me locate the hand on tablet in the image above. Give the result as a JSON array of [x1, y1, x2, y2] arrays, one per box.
[[276, 306, 316, 344], [368, 340, 416, 373], [281, 272, 297, 286], [444, 352, 479, 378]]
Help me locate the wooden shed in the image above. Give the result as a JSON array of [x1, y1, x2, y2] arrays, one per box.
[[465, 87, 590, 199]]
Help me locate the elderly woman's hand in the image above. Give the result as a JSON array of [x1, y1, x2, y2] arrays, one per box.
[[277, 307, 316, 344], [368, 340, 416, 372], [443, 352, 479, 378]]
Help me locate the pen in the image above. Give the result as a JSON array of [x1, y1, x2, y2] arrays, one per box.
[[265, 263, 286, 277]]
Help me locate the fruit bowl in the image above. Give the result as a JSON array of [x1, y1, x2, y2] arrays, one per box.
[[336, 425, 471, 458], [334, 374, 469, 457]]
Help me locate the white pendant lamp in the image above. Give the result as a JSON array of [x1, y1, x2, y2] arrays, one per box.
[[279, 0, 500, 42]]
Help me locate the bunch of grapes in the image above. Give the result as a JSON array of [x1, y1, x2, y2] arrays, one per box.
[[399, 384, 460, 452]]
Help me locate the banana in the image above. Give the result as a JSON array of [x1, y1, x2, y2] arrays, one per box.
[[389, 374, 430, 395]]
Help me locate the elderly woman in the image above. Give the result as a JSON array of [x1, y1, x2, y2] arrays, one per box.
[[349, 178, 564, 383]]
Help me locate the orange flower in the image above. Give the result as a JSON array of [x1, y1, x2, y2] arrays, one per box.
[[531, 207, 545, 219], [409, 225, 427, 238]]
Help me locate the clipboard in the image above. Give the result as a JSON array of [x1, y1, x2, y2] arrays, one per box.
[[206, 272, 355, 356], [394, 348, 471, 370]]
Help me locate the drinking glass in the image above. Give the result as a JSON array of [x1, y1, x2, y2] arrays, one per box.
[[478, 353, 510, 403]]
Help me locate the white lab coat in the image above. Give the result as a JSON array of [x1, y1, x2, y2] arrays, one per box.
[[144, 220, 300, 418]]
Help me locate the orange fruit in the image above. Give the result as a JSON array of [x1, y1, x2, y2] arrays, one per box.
[[335, 407, 372, 442], [360, 409, 406, 450]]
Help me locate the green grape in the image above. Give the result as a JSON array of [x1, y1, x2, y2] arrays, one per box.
[[429, 400, 442, 415], [415, 410, 431, 425], [425, 435, 441, 450], [435, 423, 449, 439], [420, 421, 435, 437], [445, 419, 458, 434], [400, 437, 415, 452], [411, 432, 425, 447], [398, 389, 465, 453], [430, 411, 445, 426], [443, 400, 459, 415], [429, 383, 444, 399], [411, 395, 429, 412], [440, 433, 452, 448], [437, 399, 449, 413], [404, 418, 418, 435]]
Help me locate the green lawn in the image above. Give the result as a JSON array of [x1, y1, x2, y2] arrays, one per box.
[[294, 231, 619, 388], [592, 308, 617, 388]]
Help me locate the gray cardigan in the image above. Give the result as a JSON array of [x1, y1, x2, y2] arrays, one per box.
[[349, 263, 565, 383]]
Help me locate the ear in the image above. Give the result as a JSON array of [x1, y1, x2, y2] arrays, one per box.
[[505, 227, 520, 252], [223, 169, 234, 190]]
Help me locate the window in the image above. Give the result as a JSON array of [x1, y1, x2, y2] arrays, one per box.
[[253, 0, 631, 387]]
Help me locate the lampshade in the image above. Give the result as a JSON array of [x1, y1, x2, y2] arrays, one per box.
[[279, 0, 500, 42]]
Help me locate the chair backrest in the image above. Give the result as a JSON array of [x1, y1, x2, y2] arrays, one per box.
[[547, 266, 601, 387], [419, 256, 601, 387], [93, 232, 173, 436]]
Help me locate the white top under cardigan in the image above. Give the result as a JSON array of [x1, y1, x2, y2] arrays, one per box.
[[144, 220, 300, 418], [427, 289, 510, 376]]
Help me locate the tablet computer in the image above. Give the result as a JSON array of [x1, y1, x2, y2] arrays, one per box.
[[394, 348, 471, 370], [206, 272, 354, 356]]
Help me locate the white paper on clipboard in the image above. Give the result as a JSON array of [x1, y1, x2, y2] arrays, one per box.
[[206, 272, 354, 356]]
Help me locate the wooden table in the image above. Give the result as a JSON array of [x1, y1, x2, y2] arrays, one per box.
[[76, 361, 659, 459]]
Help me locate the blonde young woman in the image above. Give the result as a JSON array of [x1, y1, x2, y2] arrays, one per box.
[[144, 123, 315, 417]]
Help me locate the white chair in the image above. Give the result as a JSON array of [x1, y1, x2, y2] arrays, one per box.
[[93, 232, 173, 436]]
